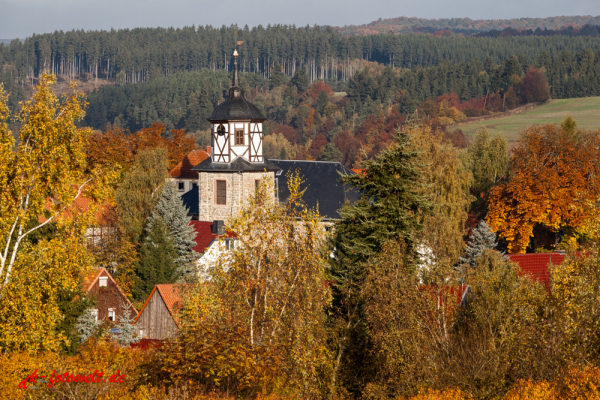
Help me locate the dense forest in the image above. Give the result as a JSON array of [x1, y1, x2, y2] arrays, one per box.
[[3, 26, 600, 90]]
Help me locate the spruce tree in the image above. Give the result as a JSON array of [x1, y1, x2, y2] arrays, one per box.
[[75, 308, 101, 343], [291, 66, 310, 93], [460, 220, 498, 267], [115, 303, 139, 346], [269, 63, 287, 89], [315, 89, 329, 115], [135, 217, 179, 300], [146, 181, 198, 274], [329, 129, 431, 388], [321, 143, 342, 162]]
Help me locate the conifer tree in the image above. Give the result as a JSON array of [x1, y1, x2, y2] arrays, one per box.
[[269, 63, 287, 89], [329, 128, 430, 391], [135, 217, 179, 300], [115, 303, 139, 346], [146, 181, 198, 275], [460, 220, 498, 267], [75, 308, 101, 343], [291, 66, 310, 93]]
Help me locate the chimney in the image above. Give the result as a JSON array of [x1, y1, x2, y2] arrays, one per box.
[[211, 220, 225, 236], [206, 146, 211, 156]]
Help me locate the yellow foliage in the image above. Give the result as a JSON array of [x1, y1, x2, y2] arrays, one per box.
[[0, 74, 117, 351]]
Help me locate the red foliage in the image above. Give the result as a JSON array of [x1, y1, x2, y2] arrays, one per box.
[[269, 122, 301, 145], [310, 81, 332, 101], [437, 93, 461, 107], [308, 134, 328, 160], [519, 67, 551, 103], [130, 339, 164, 350]]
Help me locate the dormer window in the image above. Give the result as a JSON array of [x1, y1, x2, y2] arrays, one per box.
[[99, 277, 108, 287], [235, 129, 244, 145]]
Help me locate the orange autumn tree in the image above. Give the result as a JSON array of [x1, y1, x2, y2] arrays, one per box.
[[86, 122, 196, 171], [487, 118, 600, 253]]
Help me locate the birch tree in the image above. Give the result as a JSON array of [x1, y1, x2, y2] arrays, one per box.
[[0, 75, 114, 351]]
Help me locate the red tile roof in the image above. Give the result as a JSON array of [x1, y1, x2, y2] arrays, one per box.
[[505, 252, 585, 291], [189, 220, 235, 254], [169, 149, 210, 178], [133, 284, 184, 326], [156, 284, 183, 318]]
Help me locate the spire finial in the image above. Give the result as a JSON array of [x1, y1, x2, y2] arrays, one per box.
[[232, 49, 239, 88]]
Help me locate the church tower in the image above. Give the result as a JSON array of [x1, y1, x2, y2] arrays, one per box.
[[192, 50, 280, 222]]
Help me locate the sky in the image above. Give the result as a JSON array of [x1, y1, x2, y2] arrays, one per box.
[[1, 0, 600, 39]]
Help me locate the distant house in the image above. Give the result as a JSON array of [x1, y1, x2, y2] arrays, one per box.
[[82, 267, 138, 323], [188, 220, 235, 279], [134, 284, 183, 340], [169, 148, 211, 196], [505, 251, 584, 292]]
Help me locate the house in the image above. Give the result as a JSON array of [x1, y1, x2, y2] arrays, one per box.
[[134, 284, 183, 339], [169, 148, 211, 196], [82, 267, 138, 323]]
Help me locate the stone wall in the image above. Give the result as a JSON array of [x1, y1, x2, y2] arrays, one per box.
[[198, 171, 275, 222]]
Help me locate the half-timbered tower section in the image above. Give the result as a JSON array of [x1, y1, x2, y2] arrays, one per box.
[[192, 50, 280, 222]]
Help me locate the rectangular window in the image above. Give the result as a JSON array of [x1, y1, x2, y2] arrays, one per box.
[[235, 128, 244, 145], [177, 182, 185, 192], [216, 180, 226, 205], [108, 308, 115, 322], [99, 277, 108, 287]]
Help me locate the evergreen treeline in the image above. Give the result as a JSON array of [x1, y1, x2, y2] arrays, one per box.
[[83, 47, 600, 134], [3, 26, 600, 87]]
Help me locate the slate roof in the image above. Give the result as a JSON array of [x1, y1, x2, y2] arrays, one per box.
[[181, 186, 199, 216], [169, 149, 210, 178], [191, 156, 281, 173], [208, 93, 266, 121], [270, 160, 360, 220]]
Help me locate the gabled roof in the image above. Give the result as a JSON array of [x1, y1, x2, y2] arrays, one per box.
[[169, 149, 210, 178], [191, 156, 281, 173], [133, 284, 183, 326], [82, 267, 138, 315], [269, 160, 361, 220]]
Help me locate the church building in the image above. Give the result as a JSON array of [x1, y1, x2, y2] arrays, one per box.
[[181, 49, 360, 228]]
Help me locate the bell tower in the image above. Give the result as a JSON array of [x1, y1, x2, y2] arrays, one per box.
[[191, 49, 280, 223], [208, 50, 265, 164]]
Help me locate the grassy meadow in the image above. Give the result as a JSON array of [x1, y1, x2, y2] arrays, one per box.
[[456, 97, 600, 144]]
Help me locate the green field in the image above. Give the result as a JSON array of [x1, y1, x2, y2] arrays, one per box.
[[456, 97, 600, 143]]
